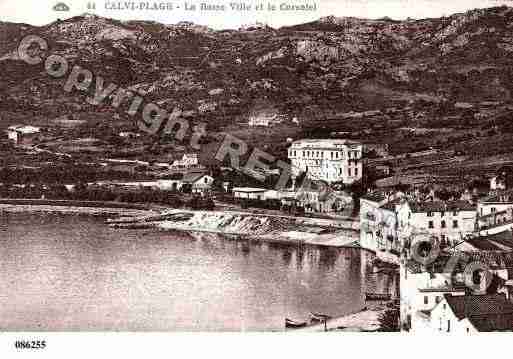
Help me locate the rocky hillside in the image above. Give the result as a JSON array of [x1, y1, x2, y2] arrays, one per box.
[[2, 7, 513, 136]]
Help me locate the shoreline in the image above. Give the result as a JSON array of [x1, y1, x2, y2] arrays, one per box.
[[293, 302, 395, 332], [0, 200, 399, 264]]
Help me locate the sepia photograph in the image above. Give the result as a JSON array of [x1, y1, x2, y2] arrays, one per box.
[[2, 0, 513, 346]]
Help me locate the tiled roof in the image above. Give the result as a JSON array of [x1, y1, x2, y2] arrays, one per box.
[[408, 200, 476, 213], [465, 238, 504, 251], [444, 294, 513, 331], [182, 172, 209, 184], [361, 191, 386, 203], [406, 251, 513, 274]]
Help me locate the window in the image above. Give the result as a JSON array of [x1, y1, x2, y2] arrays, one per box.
[[427, 211, 434, 217], [443, 304, 446, 310], [441, 211, 445, 217], [335, 152, 339, 158], [424, 296, 428, 305], [453, 210, 458, 216], [441, 220, 446, 228], [492, 207, 497, 213], [435, 296, 441, 304], [330, 152, 334, 159], [447, 320, 451, 332], [453, 220, 458, 228], [428, 221, 434, 229], [302, 151, 305, 157], [355, 168, 358, 176], [348, 168, 352, 177], [204, 177, 209, 184]]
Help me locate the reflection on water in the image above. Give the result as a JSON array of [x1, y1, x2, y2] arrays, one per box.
[[0, 213, 398, 331]]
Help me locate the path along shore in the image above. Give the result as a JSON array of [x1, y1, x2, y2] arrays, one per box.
[[292, 302, 395, 332]]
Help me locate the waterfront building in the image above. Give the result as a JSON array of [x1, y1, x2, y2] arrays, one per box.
[[233, 187, 268, 200], [477, 189, 513, 217], [396, 200, 477, 247], [296, 189, 351, 214], [288, 139, 363, 184], [359, 190, 404, 253]]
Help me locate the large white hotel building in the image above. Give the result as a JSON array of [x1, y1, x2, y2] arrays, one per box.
[[288, 139, 363, 184]]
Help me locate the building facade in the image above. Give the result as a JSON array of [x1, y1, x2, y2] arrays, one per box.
[[288, 139, 363, 184], [397, 200, 477, 246], [359, 191, 403, 253]]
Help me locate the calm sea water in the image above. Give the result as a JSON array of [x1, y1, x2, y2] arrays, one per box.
[[0, 213, 397, 331]]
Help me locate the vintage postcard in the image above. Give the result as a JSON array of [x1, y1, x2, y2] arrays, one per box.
[[1, 0, 513, 348]]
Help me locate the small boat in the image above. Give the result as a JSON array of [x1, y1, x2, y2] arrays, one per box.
[[285, 318, 307, 329], [365, 292, 391, 301], [309, 312, 332, 323], [108, 222, 155, 230]]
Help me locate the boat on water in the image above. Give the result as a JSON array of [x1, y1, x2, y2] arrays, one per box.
[[285, 318, 307, 329], [365, 292, 391, 301], [309, 312, 332, 323], [108, 222, 155, 230]]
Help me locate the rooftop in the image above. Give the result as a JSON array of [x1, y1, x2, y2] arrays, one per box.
[[406, 251, 513, 274], [444, 293, 513, 332], [291, 139, 362, 148], [232, 187, 268, 193], [361, 191, 387, 203], [182, 172, 209, 184], [408, 200, 476, 213]]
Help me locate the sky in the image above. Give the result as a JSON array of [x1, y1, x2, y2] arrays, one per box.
[[0, 0, 512, 29]]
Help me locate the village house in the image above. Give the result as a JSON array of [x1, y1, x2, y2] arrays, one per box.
[[397, 200, 477, 247], [171, 153, 201, 169], [429, 293, 513, 333], [247, 110, 283, 127], [181, 172, 214, 195], [490, 167, 513, 192], [401, 251, 513, 332], [295, 189, 350, 214], [288, 139, 363, 185], [478, 189, 513, 217], [401, 266, 467, 332], [359, 191, 404, 253], [233, 187, 268, 201], [6, 125, 41, 145]]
